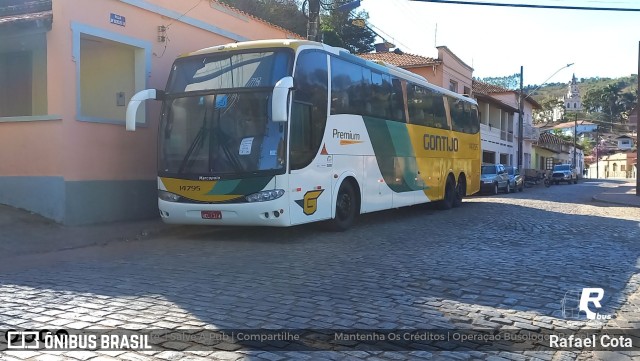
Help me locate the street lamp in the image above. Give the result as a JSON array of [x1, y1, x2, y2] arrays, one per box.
[[517, 63, 574, 170]]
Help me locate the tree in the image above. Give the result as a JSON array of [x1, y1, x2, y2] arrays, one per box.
[[534, 96, 564, 124], [583, 81, 637, 124], [475, 73, 520, 90], [321, 9, 375, 53], [218, 0, 376, 53], [578, 137, 593, 156], [551, 129, 572, 142], [218, 0, 307, 36]]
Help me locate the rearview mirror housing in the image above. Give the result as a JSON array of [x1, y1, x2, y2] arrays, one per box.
[[271, 76, 293, 122], [125, 89, 164, 131]]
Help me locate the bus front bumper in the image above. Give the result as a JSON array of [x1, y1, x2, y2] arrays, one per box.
[[158, 198, 291, 227]]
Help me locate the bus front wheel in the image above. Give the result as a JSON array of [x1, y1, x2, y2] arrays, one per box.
[[328, 181, 358, 231]]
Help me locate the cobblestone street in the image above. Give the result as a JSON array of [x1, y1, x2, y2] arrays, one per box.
[[1, 180, 640, 361]]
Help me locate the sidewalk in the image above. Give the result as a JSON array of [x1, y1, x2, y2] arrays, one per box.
[[591, 181, 640, 208], [0, 204, 192, 260], [1, 181, 639, 260]]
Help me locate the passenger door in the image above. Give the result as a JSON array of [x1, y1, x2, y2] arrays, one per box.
[[287, 50, 332, 225]]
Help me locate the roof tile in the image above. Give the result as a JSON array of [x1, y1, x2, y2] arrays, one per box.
[[358, 52, 440, 68], [472, 80, 510, 95]]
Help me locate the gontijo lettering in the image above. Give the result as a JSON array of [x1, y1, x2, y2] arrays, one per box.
[[423, 134, 459, 152]]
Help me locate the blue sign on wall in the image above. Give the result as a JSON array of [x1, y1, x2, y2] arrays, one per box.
[[110, 13, 126, 27]]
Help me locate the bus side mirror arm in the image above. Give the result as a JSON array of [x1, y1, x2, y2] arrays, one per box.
[[126, 89, 165, 131], [272, 76, 294, 122]]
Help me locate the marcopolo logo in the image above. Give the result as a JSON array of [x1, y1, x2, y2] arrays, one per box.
[[561, 287, 612, 321]]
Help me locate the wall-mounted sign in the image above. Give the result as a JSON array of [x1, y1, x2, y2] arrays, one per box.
[[110, 13, 126, 27]]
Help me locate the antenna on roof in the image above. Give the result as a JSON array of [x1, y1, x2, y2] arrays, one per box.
[[434, 23, 438, 47]]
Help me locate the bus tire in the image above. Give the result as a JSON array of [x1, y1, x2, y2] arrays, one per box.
[[453, 176, 466, 207], [328, 180, 358, 231], [437, 176, 455, 210]]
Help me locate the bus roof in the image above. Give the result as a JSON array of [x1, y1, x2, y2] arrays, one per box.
[[180, 39, 476, 105], [182, 39, 321, 57]]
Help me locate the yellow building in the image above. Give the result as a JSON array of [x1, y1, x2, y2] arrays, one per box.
[[587, 152, 637, 179]]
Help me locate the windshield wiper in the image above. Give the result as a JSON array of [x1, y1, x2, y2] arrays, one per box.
[[178, 100, 209, 174]]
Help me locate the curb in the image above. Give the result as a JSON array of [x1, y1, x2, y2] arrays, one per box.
[[592, 194, 640, 208]]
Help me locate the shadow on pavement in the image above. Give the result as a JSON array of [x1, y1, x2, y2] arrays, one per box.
[[1, 192, 639, 357]]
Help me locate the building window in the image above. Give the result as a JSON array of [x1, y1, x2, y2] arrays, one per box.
[[0, 32, 48, 118], [72, 23, 150, 124], [463, 86, 471, 96], [621, 165, 626, 171], [449, 80, 458, 93], [545, 157, 554, 170], [482, 151, 496, 164], [613, 163, 618, 172]]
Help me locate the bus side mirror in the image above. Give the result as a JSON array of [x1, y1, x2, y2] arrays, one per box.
[[126, 89, 164, 131], [271, 76, 293, 123]]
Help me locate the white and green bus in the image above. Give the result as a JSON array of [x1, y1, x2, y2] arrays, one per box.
[[126, 39, 481, 230]]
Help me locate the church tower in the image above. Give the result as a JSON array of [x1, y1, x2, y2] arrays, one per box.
[[564, 74, 581, 110]]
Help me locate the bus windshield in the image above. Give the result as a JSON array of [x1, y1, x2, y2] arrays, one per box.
[[167, 50, 292, 93], [159, 50, 291, 178], [160, 92, 285, 177]]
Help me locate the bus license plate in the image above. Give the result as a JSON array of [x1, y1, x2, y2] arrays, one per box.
[[201, 210, 222, 219]]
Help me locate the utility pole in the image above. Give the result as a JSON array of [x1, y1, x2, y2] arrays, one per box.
[[596, 126, 600, 179], [637, 41, 639, 195], [307, 0, 321, 41], [518, 66, 524, 170], [573, 112, 578, 171]]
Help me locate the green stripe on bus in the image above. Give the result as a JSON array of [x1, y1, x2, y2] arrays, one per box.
[[206, 177, 272, 196], [363, 116, 423, 193], [230, 176, 273, 194]]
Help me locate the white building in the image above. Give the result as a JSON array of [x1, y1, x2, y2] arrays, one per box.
[[564, 74, 582, 111], [473, 81, 517, 166], [617, 135, 634, 150], [473, 80, 540, 169]]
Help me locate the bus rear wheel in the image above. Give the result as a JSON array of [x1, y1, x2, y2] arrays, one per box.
[[327, 181, 358, 231], [437, 177, 455, 210], [453, 177, 466, 207]]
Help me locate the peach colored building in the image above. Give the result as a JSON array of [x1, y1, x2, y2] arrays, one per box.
[[0, 0, 298, 224], [359, 46, 473, 96]]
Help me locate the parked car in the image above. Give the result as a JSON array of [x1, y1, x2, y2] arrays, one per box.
[[480, 164, 511, 194], [505, 166, 524, 192], [551, 164, 578, 184]]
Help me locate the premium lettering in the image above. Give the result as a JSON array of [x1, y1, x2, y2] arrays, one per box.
[[333, 129, 360, 140]]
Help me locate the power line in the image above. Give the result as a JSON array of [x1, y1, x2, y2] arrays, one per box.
[[410, 0, 640, 11]]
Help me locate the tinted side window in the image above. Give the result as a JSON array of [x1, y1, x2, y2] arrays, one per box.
[[390, 78, 406, 122], [331, 57, 367, 115], [370, 71, 392, 119], [330, 57, 407, 123], [290, 50, 328, 170], [407, 83, 447, 129], [469, 104, 480, 134], [448, 97, 466, 132], [449, 97, 479, 134]]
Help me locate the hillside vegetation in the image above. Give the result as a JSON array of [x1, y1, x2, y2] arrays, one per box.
[[527, 75, 638, 103], [528, 75, 638, 129]]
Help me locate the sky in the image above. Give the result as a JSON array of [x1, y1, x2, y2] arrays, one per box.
[[358, 0, 640, 86]]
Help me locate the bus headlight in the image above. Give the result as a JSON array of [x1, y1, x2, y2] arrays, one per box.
[[245, 189, 285, 203], [159, 190, 181, 202]]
